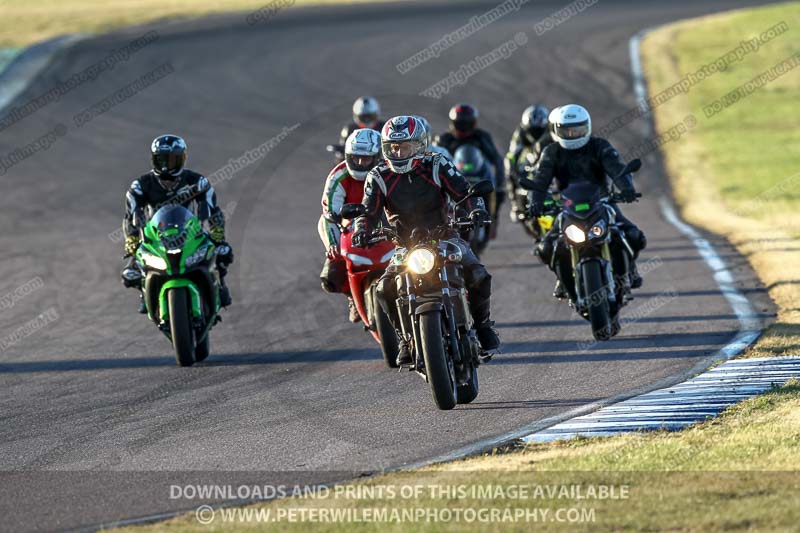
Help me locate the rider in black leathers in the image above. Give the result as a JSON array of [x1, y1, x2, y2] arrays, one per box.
[[505, 104, 553, 220], [353, 116, 500, 365], [121, 135, 233, 312], [525, 105, 646, 299], [434, 104, 505, 221]]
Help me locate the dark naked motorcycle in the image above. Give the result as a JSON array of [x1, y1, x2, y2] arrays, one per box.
[[342, 180, 494, 410]]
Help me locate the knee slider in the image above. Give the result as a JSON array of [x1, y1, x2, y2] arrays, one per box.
[[467, 264, 491, 289], [627, 228, 647, 252], [537, 240, 554, 265]]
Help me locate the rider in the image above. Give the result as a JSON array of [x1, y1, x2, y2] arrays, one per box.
[[121, 134, 234, 312], [505, 104, 553, 221], [353, 116, 500, 365], [525, 105, 646, 299], [453, 145, 496, 255], [415, 116, 452, 160], [434, 103, 505, 231], [318, 129, 383, 322], [339, 96, 384, 145]]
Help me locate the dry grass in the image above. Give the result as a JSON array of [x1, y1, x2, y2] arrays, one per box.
[[640, 2, 800, 355], [0, 0, 390, 48]]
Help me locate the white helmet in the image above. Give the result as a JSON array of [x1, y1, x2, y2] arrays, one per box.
[[415, 116, 433, 150], [549, 104, 591, 150], [381, 116, 426, 174], [352, 96, 381, 128], [344, 128, 381, 180]]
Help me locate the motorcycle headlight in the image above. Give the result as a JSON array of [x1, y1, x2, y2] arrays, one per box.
[[407, 248, 436, 275], [564, 224, 586, 244], [346, 253, 373, 266], [589, 220, 607, 239], [185, 245, 209, 268], [141, 251, 168, 271]]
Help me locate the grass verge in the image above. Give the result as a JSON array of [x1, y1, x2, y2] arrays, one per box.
[[109, 3, 800, 532], [640, 1, 800, 357], [0, 0, 393, 48]]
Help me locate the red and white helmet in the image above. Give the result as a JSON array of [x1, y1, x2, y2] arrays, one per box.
[[344, 128, 381, 180], [381, 116, 425, 174], [352, 96, 381, 128]]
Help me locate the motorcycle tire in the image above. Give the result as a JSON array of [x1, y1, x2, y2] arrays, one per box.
[[419, 312, 457, 410], [168, 288, 195, 367], [582, 261, 613, 341]]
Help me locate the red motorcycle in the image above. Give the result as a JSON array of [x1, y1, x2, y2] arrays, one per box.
[[339, 222, 400, 368]]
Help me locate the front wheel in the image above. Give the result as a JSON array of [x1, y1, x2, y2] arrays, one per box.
[[419, 313, 457, 410], [581, 261, 612, 341], [167, 288, 195, 367]]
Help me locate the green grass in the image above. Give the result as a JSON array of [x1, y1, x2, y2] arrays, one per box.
[[0, 0, 395, 48]]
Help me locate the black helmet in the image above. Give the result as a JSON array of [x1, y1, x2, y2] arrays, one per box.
[[448, 103, 478, 138], [521, 105, 549, 144], [151, 134, 187, 179], [453, 144, 487, 179]]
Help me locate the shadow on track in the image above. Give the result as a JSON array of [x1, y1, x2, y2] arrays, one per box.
[[0, 347, 383, 373]]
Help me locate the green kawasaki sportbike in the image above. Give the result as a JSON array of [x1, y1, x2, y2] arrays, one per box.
[[129, 205, 222, 366]]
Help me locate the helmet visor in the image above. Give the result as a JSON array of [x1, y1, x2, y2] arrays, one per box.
[[356, 113, 378, 127], [383, 140, 419, 161], [153, 152, 185, 174], [554, 121, 589, 140], [346, 153, 380, 173], [452, 118, 476, 133]]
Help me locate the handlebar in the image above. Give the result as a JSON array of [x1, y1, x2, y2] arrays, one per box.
[[609, 192, 643, 204]]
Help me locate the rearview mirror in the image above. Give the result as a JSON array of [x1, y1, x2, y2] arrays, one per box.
[[340, 203, 366, 219], [468, 180, 494, 197], [627, 159, 642, 174]]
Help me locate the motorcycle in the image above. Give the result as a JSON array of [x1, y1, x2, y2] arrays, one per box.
[[330, 212, 400, 368], [325, 143, 345, 164], [523, 160, 642, 341], [342, 180, 494, 410], [453, 145, 496, 257], [510, 149, 543, 239], [122, 205, 222, 366]]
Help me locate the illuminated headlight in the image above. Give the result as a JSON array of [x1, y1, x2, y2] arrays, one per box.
[[407, 248, 436, 275], [141, 252, 168, 271], [185, 245, 209, 268], [564, 224, 586, 244], [589, 220, 607, 238], [346, 253, 373, 266]]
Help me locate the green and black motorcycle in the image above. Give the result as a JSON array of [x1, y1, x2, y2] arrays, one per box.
[[124, 205, 222, 366]]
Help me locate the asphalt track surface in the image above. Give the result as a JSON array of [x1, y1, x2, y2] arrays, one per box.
[[0, 0, 780, 531]]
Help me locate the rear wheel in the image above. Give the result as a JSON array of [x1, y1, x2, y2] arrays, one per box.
[[457, 362, 479, 404], [374, 299, 399, 368], [419, 313, 456, 410], [168, 288, 195, 367], [582, 261, 612, 341], [194, 297, 212, 362], [195, 333, 210, 362]]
